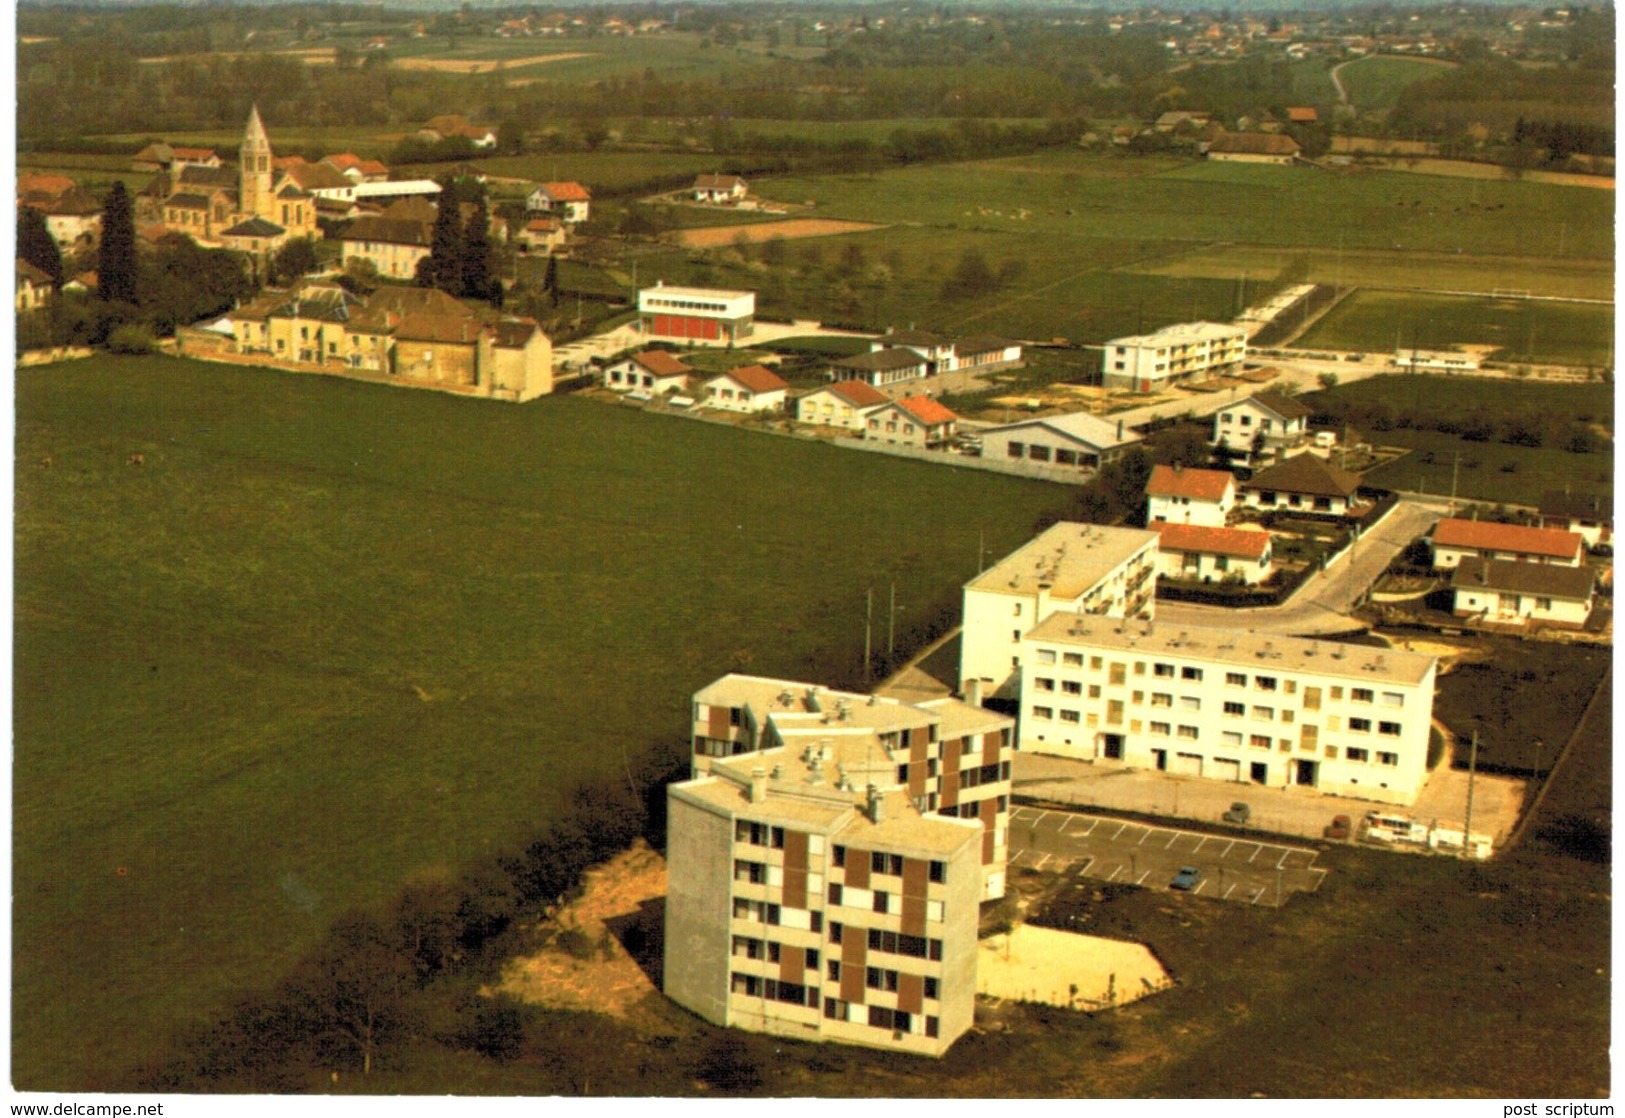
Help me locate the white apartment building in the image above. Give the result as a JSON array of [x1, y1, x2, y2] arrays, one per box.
[[639, 283, 756, 345], [1103, 321, 1247, 392], [666, 675, 1015, 1057], [1015, 615, 1439, 806], [960, 522, 1158, 699]]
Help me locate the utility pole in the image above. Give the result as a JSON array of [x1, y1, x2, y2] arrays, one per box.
[[864, 587, 873, 680], [1532, 737, 1544, 791], [1463, 729, 1479, 857], [1449, 451, 1460, 515], [887, 582, 897, 659]]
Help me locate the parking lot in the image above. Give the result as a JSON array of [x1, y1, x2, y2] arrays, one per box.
[[1009, 806, 1327, 907]]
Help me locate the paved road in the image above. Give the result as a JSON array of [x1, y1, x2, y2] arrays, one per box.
[[1156, 497, 1443, 635], [1009, 805, 1327, 907]]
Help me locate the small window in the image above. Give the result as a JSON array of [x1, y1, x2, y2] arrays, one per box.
[[1226, 672, 1247, 687], [1177, 725, 1199, 740], [1037, 649, 1057, 664], [929, 860, 946, 884], [1256, 676, 1278, 691], [1182, 667, 1203, 682], [1350, 717, 1372, 733], [1379, 721, 1402, 737]]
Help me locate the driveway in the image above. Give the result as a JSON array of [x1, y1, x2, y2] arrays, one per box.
[[1009, 805, 1327, 906]]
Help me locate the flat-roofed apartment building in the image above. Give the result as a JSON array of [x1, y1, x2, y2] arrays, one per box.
[[1102, 321, 1247, 392], [638, 282, 755, 344], [1016, 615, 1438, 806], [666, 674, 1014, 1056], [960, 522, 1159, 698]]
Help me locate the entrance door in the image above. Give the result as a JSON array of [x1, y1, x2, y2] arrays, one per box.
[[1152, 749, 1168, 772], [1250, 762, 1269, 785], [1294, 759, 1318, 787], [1101, 734, 1124, 761], [1212, 757, 1241, 783], [1175, 752, 1203, 776]]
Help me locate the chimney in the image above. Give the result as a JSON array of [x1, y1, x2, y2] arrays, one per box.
[[964, 677, 985, 708], [1035, 582, 1052, 619], [865, 784, 884, 824], [1117, 419, 1125, 440], [749, 767, 768, 803]]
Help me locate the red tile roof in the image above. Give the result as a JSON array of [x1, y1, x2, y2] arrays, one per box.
[[722, 364, 789, 394], [539, 180, 591, 202], [825, 379, 889, 408], [633, 350, 691, 377], [1433, 518, 1584, 561], [895, 395, 958, 426], [1156, 522, 1271, 561], [1147, 464, 1235, 501], [171, 146, 219, 161]]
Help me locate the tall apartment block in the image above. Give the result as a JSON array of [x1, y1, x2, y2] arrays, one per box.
[[1017, 615, 1438, 805], [666, 674, 1015, 1056], [960, 521, 1159, 699]]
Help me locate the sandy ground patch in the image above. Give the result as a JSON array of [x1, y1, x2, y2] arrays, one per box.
[[979, 925, 1170, 1011], [1371, 158, 1613, 190], [395, 52, 592, 74], [488, 839, 666, 1018], [679, 218, 882, 248]]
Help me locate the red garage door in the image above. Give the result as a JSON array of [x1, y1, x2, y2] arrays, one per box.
[[652, 314, 722, 340]]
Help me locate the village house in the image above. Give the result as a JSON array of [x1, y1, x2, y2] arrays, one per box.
[[664, 674, 1015, 1056], [862, 396, 959, 448], [829, 347, 931, 388], [960, 521, 1159, 698], [691, 174, 748, 203], [602, 349, 692, 395], [34, 187, 104, 253], [1212, 391, 1312, 466], [1430, 518, 1586, 569], [1239, 453, 1364, 518], [320, 153, 391, 184], [417, 114, 498, 149], [976, 413, 1143, 472], [1450, 558, 1596, 630], [337, 215, 434, 280], [1145, 464, 1237, 528], [15, 259, 53, 314], [527, 181, 592, 224], [702, 365, 789, 414], [1103, 321, 1247, 392], [1154, 522, 1274, 585], [1206, 132, 1302, 164], [512, 215, 566, 255], [218, 216, 291, 265], [795, 380, 890, 431], [1536, 490, 1611, 549], [133, 142, 223, 174], [1016, 615, 1438, 806]]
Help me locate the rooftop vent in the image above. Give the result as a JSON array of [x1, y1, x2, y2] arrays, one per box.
[[805, 687, 822, 714]]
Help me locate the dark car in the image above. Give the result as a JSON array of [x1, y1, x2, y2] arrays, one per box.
[[1222, 802, 1251, 825], [1324, 814, 1353, 841], [1170, 866, 1203, 891]]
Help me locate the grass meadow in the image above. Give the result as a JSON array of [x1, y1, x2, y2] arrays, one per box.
[[1335, 55, 1461, 112], [1298, 290, 1615, 366], [13, 355, 1070, 1089]]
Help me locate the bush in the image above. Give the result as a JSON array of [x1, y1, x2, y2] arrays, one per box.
[[105, 324, 156, 354]]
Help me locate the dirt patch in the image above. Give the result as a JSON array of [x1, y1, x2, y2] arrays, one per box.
[[978, 925, 1170, 1010], [395, 52, 593, 74], [678, 219, 882, 248], [488, 839, 666, 1018]]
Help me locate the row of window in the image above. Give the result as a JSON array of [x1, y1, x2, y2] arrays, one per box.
[[735, 820, 787, 849], [731, 973, 816, 1007], [1031, 652, 1407, 710], [730, 937, 822, 969], [1002, 442, 1100, 468], [821, 1000, 940, 1038]]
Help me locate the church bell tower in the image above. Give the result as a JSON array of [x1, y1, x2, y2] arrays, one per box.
[[240, 104, 274, 221]]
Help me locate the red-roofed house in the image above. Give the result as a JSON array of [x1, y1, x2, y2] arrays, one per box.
[[1430, 518, 1586, 570], [527, 181, 592, 224], [602, 349, 692, 395], [702, 365, 789, 414], [1155, 522, 1274, 584], [1146, 464, 1237, 528], [1286, 106, 1319, 124], [513, 215, 566, 254], [794, 379, 889, 431], [863, 394, 960, 448]]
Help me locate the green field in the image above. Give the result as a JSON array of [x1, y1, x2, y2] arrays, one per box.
[[1335, 55, 1460, 113], [1299, 290, 1615, 366], [14, 355, 1070, 1089]]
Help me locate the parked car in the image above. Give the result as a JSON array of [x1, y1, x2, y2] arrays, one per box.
[[1324, 814, 1352, 841], [1170, 866, 1203, 891], [1222, 802, 1251, 825]]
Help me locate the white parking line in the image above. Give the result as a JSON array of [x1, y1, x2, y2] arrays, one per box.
[[1249, 888, 1267, 904], [1031, 810, 1052, 827], [1218, 840, 1235, 859], [1192, 879, 1206, 894], [1223, 883, 1237, 899], [1108, 865, 1122, 881], [1194, 836, 1209, 853], [1163, 831, 1177, 849], [1140, 828, 1155, 845], [1248, 845, 1262, 864], [1276, 850, 1291, 870], [1034, 853, 1051, 869], [1077, 856, 1095, 874], [1136, 870, 1151, 885], [1111, 823, 1127, 840]]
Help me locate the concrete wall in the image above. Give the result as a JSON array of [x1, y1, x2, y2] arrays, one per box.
[[662, 788, 736, 1027]]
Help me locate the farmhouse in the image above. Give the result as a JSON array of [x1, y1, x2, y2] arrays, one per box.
[[1451, 558, 1596, 630], [1240, 453, 1364, 517], [527, 181, 592, 224], [1103, 321, 1247, 392], [1212, 391, 1312, 466], [218, 216, 290, 262], [639, 283, 756, 345], [1430, 518, 1586, 569], [513, 215, 566, 254], [1015, 615, 1438, 806], [1206, 132, 1301, 164], [862, 396, 959, 448], [702, 365, 789, 414], [337, 215, 434, 280], [977, 413, 1142, 472], [795, 380, 889, 430], [1145, 464, 1237, 528], [1155, 522, 1273, 585], [16, 259, 53, 314], [133, 142, 222, 173], [830, 347, 931, 388], [1537, 490, 1611, 549], [960, 521, 1159, 698], [692, 174, 748, 203], [417, 114, 497, 148], [24, 187, 103, 252], [602, 349, 692, 395], [666, 674, 1015, 1056]]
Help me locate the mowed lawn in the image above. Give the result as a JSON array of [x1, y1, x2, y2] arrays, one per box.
[[1299, 290, 1615, 366], [13, 356, 1070, 1089]]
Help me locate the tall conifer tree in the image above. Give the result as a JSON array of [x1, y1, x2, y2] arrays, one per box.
[[98, 181, 138, 306]]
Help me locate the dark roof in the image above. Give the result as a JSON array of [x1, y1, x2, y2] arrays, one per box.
[[1539, 489, 1612, 525], [955, 335, 1015, 356], [492, 318, 541, 348], [1248, 391, 1312, 421], [340, 216, 432, 247], [16, 258, 52, 285], [693, 173, 746, 190], [1209, 132, 1301, 156], [835, 348, 927, 372], [1243, 452, 1361, 498], [45, 187, 103, 216], [282, 163, 352, 192], [164, 192, 212, 210], [176, 165, 238, 190], [221, 217, 286, 238], [883, 329, 948, 347], [1451, 556, 1595, 601]]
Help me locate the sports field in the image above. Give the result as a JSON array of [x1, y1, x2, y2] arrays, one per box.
[[13, 356, 1070, 1089]]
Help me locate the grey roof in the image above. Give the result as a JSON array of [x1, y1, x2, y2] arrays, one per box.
[[1243, 452, 1361, 498], [176, 165, 238, 190], [835, 348, 928, 372], [1539, 489, 1612, 525], [1451, 556, 1596, 601], [221, 217, 286, 238], [340, 216, 432, 247], [1248, 391, 1313, 421], [980, 411, 1141, 452]]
